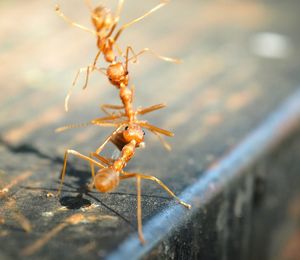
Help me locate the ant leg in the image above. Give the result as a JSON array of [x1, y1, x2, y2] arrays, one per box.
[[115, 0, 125, 21], [55, 122, 92, 133], [124, 46, 131, 72], [89, 152, 96, 180], [118, 174, 145, 243], [149, 130, 172, 151], [55, 120, 119, 133], [124, 46, 180, 73], [68, 51, 103, 114], [92, 114, 123, 121], [125, 46, 138, 68], [78, 51, 105, 97], [72, 67, 88, 88], [128, 47, 181, 64], [139, 121, 174, 137], [91, 117, 124, 127], [55, 5, 100, 37], [114, 1, 167, 41], [57, 150, 106, 196], [136, 176, 145, 243], [91, 153, 114, 165], [87, 152, 96, 190], [65, 50, 103, 112], [104, 23, 118, 39], [114, 42, 125, 57], [95, 67, 108, 77], [77, 63, 102, 90], [65, 65, 92, 111], [95, 124, 125, 154], [137, 103, 166, 115], [58, 150, 72, 196], [120, 171, 191, 209], [76, 51, 105, 88], [92, 49, 102, 68], [101, 104, 124, 116]]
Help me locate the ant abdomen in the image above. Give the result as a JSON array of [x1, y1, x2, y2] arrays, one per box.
[[94, 168, 119, 192]]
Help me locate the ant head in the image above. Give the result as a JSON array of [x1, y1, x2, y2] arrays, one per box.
[[123, 124, 145, 146], [107, 62, 129, 87], [92, 6, 113, 31]]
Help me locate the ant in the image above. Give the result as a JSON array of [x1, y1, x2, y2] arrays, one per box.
[[56, 122, 191, 243], [55, 99, 188, 242], [55, 0, 180, 111]]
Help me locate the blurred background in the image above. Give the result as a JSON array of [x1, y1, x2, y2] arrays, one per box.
[[1, 0, 300, 259]]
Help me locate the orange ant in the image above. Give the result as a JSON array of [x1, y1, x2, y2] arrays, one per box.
[[55, 1, 180, 111], [55, 100, 189, 242], [56, 122, 191, 243]]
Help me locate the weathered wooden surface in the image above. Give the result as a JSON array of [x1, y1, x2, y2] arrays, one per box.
[[1, 0, 300, 259]]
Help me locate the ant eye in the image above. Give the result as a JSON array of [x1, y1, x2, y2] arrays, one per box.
[[143, 130, 145, 136], [125, 126, 128, 130]]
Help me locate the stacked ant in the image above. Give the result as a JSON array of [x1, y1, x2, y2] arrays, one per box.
[[55, 0, 191, 243]]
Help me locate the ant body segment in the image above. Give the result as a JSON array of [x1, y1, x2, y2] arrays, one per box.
[[55, 1, 180, 111]]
